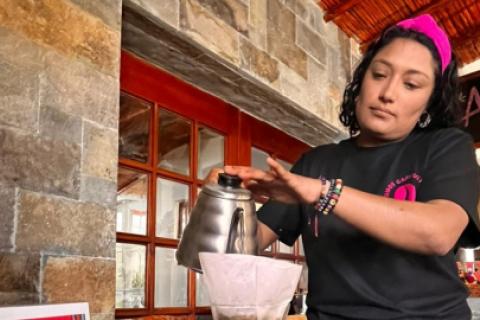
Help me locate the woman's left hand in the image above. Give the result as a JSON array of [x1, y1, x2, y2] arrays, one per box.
[[224, 157, 323, 204]]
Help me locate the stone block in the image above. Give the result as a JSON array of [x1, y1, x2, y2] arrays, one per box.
[[267, 0, 307, 78], [196, 0, 248, 35], [296, 20, 327, 65], [39, 51, 119, 129], [283, 0, 307, 20], [90, 314, 114, 320], [240, 38, 279, 83], [42, 256, 115, 314], [80, 175, 117, 209], [0, 61, 39, 133], [305, 56, 334, 123], [16, 190, 115, 258], [0, 0, 120, 75], [39, 106, 82, 145], [248, 0, 267, 50], [304, 1, 326, 36], [180, 0, 240, 65], [0, 292, 38, 306], [0, 27, 46, 70], [0, 182, 15, 252], [327, 45, 349, 87], [0, 127, 81, 198], [277, 61, 308, 108], [325, 20, 341, 46], [0, 253, 41, 303], [127, 0, 180, 29], [338, 34, 353, 81], [69, 0, 122, 30], [82, 121, 118, 181]]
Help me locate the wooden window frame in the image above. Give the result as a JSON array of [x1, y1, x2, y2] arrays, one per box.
[[117, 51, 310, 319]]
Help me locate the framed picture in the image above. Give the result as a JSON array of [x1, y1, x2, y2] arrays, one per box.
[[0, 302, 90, 320]]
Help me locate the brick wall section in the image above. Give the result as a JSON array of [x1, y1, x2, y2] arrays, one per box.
[[127, 0, 361, 132], [0, 1, 121, 319]]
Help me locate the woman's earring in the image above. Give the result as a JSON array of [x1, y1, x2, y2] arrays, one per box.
[[418, 112, 431, 128]]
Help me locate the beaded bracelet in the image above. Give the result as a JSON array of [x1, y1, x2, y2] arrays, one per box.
[[317, 179, 343, 216], [310, 177, 344, 237]]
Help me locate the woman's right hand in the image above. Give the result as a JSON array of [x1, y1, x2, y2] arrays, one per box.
[[224, 157, 325, 205]]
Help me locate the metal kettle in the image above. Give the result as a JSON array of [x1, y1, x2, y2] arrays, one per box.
[[176, 173, 258, 272]]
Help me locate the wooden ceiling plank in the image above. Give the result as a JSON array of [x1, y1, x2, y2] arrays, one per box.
[[324, 0, 364, 22], [451, 26, 480, 47], [359, 0, 452, 46], [319, 0, 480, 65]]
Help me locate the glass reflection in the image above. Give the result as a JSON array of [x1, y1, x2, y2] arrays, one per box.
[[156, 177, 190, 239], [117, 167, 148, 235], [119, 92, 151, 163], [196, 272, 210, 307], [155, 247, 188, 307], [255, 202, 272, 253], [251, 147, 270, 171], [115, 243, 146, 308], [278, 241, 294, 255], [299, 236, 305, 256], [158, 109, 191, 176], [198, 127, 224, 180]]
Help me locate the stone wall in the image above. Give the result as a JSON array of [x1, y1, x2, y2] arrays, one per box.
[[125, 0, 360, 144], [0, 1, 121, 319]]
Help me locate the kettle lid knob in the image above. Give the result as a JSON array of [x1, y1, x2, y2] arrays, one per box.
[[218, 173, 242, 188]]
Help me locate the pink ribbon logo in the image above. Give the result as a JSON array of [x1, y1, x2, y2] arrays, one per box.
[[384, 173, 422, 201], [393, 183, 416, 201]]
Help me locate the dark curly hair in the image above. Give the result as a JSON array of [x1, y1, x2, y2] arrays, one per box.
[[339, 26, 462, 136]]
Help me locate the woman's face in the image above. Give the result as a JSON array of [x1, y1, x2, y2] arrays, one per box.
[[355, 38, 436, 145]]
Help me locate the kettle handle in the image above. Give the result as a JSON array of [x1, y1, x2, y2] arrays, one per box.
[[226, 207, 244, 253]]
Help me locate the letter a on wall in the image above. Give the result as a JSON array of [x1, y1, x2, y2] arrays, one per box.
[[464, 86, 480, 127]]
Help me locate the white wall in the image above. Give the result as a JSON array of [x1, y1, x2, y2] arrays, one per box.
[[459, 59, 480, 77]]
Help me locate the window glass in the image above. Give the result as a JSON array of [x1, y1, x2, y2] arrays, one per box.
[[198, 127, 224, 180], [158, 109, 191, 176], [156, 178, 190, 239], [116, 243, 146, 308], [117, 167, 148, 235], [277, 158, 292, 171], [251, 147, 269, 171], [299, 236, 305, 256], [278, 241, 294, 255], [119, 92, 151, 163], [154, 247, 188, 307], [195, 273, 210, 307], [255, 202, 272, 252]]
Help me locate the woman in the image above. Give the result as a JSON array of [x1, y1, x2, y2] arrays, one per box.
[[208, 14, 480, 319]]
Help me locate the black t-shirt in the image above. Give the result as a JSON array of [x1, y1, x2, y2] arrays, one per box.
[[257, 128, 480, 320]]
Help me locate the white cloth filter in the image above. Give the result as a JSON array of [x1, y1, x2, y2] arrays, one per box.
[[199, 252, 302, 320]]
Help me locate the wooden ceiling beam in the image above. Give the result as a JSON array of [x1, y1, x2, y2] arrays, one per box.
[[324, 0, 363, 22]]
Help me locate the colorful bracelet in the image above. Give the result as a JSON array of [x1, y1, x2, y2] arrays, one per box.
[[318, 179, 343, 216], [310, 177, 344, 237]]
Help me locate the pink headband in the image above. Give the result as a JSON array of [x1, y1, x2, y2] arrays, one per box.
[[396, 14, 451, 74]]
